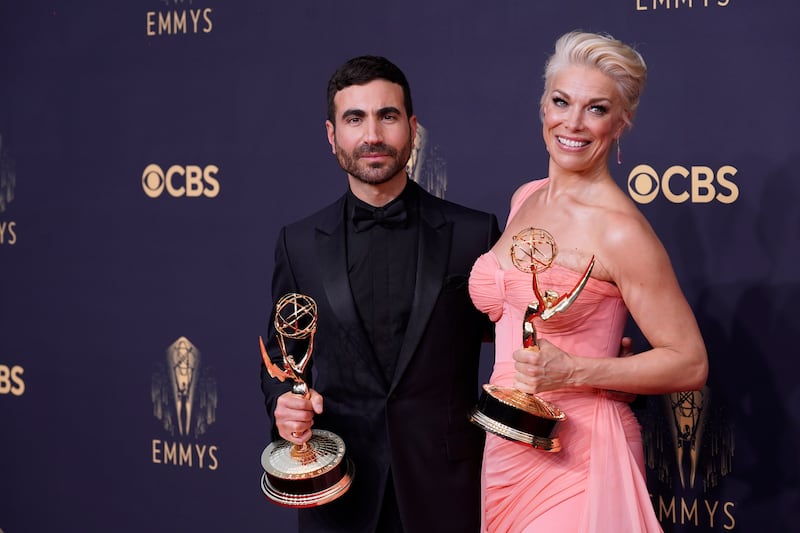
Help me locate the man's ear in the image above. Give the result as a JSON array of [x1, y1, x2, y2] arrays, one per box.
[[325, 120, 336, 155], [409, 115, 418, 145]]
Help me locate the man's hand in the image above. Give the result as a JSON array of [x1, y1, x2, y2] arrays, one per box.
[[620, 336, 633, 358], [608, 336, 637, 403], [274, 388, 324, 444]]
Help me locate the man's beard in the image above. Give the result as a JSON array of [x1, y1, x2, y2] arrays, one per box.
[[334, 137, 412, 186]]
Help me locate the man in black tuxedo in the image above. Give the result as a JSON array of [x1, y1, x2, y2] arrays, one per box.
[[260, 55, 500, 532]]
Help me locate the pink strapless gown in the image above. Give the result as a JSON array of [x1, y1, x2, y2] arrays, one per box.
[[468, 179, 662, 533]]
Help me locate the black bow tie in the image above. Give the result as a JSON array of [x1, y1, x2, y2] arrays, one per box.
[[352, 200, 407, 232]]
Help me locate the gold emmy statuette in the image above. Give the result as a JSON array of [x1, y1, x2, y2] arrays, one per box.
[[470, 228, 595, 452], [258, 293, 354, 507]]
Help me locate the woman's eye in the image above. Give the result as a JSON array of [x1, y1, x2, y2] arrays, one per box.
[[552, 97, 567, 107], [589, 105, 608, 115]]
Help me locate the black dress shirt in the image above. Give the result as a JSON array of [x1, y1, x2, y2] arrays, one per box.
[[345, 181, 419, 384]]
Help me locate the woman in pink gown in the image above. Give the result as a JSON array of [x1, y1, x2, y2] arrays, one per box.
[[468, 31, 708, 532]]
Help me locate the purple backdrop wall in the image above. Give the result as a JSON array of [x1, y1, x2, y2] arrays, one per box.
[[2, 1, 798, 531]]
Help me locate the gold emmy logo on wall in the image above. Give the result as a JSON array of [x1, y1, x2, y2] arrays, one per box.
[[145, 1, 213, 37], [141, 163, 220, 199], [635, 0, 730, 12], [627, 164, 739, 205], [0, 133, 18, 246], [406, 123, 448, 199], [151, 336, 220, 470], [644, 386, 737, 528]]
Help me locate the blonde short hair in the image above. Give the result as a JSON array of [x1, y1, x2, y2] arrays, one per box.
[[540, 31, 647, 128]]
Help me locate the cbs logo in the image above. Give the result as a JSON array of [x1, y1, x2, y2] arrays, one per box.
[[142, 164, 220, 198], [628, 164, 738, 204], [0, 364, 25, 396]]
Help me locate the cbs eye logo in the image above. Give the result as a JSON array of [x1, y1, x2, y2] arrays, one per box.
[[628, 164, 738, 204], [142, 164, 220, 198]]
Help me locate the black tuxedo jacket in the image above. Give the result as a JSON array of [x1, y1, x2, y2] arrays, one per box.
[[261, 181, 500, 532]]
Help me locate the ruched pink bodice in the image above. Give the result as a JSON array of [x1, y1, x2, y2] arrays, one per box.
[[471, 251, 628, 385], [468, 178, 662, 533]]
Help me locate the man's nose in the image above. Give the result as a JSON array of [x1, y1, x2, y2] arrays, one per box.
[[363, 118, 383, 144]]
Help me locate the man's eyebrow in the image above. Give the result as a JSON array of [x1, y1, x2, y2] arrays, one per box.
[[341, 108, 366, 119], [377, 106, 402, 116], [340, 106, 403, 119]]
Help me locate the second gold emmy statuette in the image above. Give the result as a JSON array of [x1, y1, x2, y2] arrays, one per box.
[[470, 228, 594, 452], [258, 293, 355, 507]]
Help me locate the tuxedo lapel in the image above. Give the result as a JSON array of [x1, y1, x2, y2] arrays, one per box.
[[316, 197, 389, 387], [390, 191, 451, 392]]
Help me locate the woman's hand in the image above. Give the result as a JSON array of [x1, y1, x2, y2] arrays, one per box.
[[512, 338, 575, 394], [512, 336, 639, 401]]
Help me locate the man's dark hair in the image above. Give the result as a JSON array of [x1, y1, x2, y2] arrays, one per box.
[[326, 55, 414, 124]]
